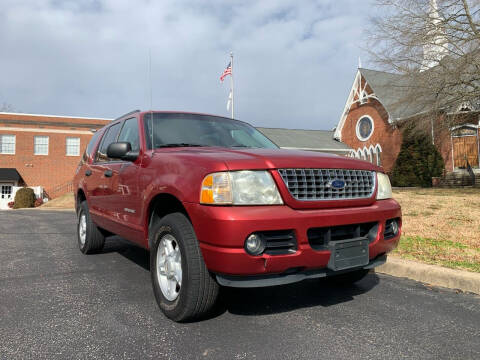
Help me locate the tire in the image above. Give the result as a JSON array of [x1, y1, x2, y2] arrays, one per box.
[[150, 212, 219, 322], [326, 268, 370, 286], [77, 201, 105, 254]]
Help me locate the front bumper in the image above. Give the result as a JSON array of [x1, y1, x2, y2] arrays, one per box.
[[216, 254, 387, 288], [184, 199, 401, 277]]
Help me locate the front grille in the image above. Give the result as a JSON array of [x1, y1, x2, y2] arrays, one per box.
[[278, 169, 375, 201], [307, 222, 378, 251], [258, 230, 297, 255]]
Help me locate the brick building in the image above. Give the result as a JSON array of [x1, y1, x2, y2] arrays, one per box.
[[0, 112, 110, 208], [334, 67, 480, 175], [334, 0, 480, 178]]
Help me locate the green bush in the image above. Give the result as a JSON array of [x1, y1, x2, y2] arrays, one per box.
[[391, 123, 444, 187], [13, 187, 36, 209]]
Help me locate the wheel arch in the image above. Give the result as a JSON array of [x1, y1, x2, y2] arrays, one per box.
[[146, 192, 191, 249]]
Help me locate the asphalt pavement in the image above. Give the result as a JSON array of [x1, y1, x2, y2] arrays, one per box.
[[1, 210, 479, 360]]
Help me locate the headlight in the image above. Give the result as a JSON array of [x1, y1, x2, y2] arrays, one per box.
[[200, 171, 283, 205], [376, 172, 392, 200]]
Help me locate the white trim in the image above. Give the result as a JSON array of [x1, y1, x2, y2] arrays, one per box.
[[280, 146, 352, 152], [450, 123, 479, 131], [0, 126, 95, 135], [0, 112, 112, 121], [335, 70, 361, 141], [356, 115, 375, 142], [374, 144, 382, 166]]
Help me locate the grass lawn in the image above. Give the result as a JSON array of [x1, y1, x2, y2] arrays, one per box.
[[392, 188, 480, 272]]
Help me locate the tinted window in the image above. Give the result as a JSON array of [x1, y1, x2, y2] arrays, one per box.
[[82, 130, 101, 163], [118, 118, 140, 151], [86, 131, 101, 157], [95, 123, 121, 162], [143, 113, 277, 149]]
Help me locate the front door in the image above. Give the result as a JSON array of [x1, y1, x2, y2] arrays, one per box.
[[102, 117, 143, 245], [453, 136, 479, 168], [0, 183, 14, 209]]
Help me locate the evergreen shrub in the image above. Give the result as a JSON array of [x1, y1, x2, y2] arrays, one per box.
[[13, 188, 36, 209], [391, 123, 445, 187]]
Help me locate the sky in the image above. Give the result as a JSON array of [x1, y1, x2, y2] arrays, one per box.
[[0, 0, 375, 130]]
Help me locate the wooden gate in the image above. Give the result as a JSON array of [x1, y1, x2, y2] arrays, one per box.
[[453, 136, 479, 168]]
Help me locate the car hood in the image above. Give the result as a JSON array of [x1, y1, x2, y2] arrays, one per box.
[[156, 147, 381, 172]]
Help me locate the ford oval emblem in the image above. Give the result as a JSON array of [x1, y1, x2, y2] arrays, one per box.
[[329, 179, 346, 190]]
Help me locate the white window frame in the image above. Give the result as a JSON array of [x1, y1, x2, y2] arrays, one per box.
[[66, 137, 80, 156], [356, 115, 375, 142], [375, 144, 382, 166], [34, 135, 49, 155], [0, 134, 16, 154]]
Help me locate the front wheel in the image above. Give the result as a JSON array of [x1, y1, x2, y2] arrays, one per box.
[[77, 201, 105, 254], [150, 212, 219, 322]]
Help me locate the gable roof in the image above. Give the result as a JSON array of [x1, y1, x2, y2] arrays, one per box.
[[358, 68, 429, 121], [256, 127, 351, 152]]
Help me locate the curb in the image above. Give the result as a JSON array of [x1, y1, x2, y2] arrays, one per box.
[[376, 256, 480, 295]]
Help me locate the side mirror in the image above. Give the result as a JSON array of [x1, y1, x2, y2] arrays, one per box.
[[107, 142, 138, 161]]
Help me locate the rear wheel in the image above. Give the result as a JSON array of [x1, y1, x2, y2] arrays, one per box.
[[326, 269, 370, 286], [150, 212, 219, 322], [77, 201, 105, 254]]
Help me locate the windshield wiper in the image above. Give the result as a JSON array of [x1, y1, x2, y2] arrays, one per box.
[[156, 143, 208, 148]]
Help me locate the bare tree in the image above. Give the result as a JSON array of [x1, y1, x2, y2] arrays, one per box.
[[0, 102, 16, 112], [367, 0, 480, 129]]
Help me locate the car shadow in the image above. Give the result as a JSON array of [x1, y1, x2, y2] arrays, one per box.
[[100, 236, 381, 319], [102, 236, 150, 271], [220, 274, 379, 317]]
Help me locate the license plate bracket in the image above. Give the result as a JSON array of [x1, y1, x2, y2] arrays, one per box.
[[327, 237, 369, 271]]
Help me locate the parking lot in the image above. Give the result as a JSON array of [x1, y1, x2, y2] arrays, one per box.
[[1, 210, 480, 359]]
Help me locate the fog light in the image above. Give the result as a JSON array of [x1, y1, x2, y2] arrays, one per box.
[[245, 233, 266, 256], [391, 219, 399, 235]]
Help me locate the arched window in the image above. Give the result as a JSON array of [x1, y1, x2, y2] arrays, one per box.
[[356, 149, 363, 159], [375, 144, 382, 166], [363, 148, 369, 161], [368, 146, 376, 163]]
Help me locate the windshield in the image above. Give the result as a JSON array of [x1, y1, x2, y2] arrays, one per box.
[[143, 113, 278, 149]]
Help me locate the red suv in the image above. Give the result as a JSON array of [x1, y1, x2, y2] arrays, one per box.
[[74, 110, 401, 321]]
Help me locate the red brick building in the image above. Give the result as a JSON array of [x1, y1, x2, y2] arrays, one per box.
[[0, 112, 110, 208], [334, 67, 480, 175]]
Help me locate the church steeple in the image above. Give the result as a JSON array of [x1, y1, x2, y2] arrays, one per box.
[[421, 0, 448, 71]]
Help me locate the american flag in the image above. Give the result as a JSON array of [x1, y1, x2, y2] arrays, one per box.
[[220, 61, 232, 82]]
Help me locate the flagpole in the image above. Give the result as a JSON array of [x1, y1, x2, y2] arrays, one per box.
[[230, 52, 234, 119]]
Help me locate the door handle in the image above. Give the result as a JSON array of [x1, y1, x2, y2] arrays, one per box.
[[85, 170, 92, 176], [104, 169, 113, 178]]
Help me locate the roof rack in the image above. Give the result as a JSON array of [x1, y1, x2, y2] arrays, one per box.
[[114, 109, 141, 121]]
